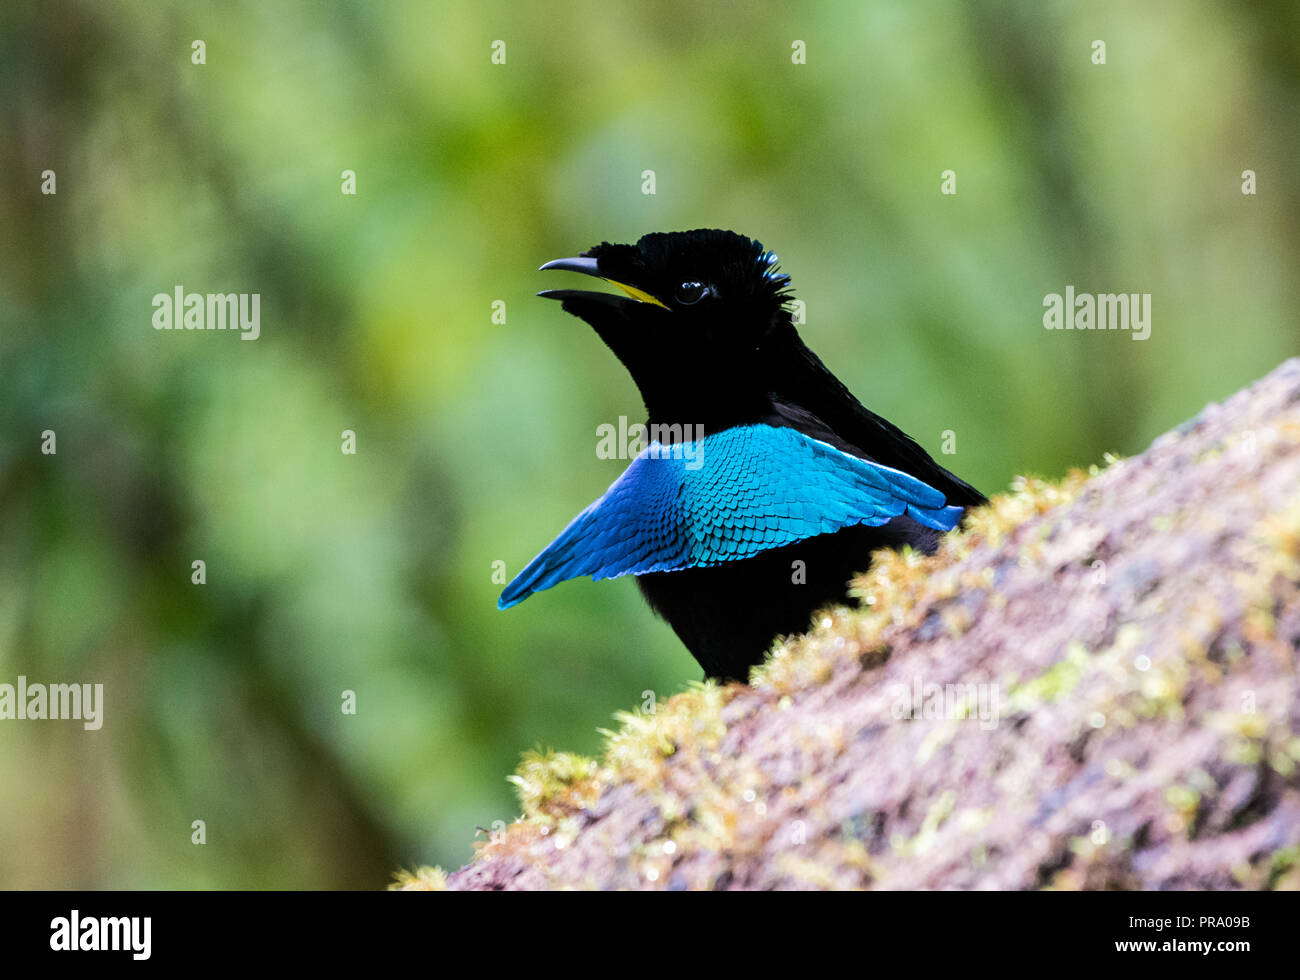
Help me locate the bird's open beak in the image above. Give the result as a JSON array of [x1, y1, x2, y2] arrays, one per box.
[[537, 257, 669, 309]]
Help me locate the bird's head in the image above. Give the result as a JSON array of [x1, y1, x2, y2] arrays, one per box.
[[538, 229, 797, 425]]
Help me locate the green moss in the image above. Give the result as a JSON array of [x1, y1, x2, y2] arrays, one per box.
[[388, 865, 448, 891], [1164, 783, 1201, 831], [1007, 643, 1089, 708], [1266, 845, 1300, 889], [507, 749, 603, 819], [891, 791, 957, 858]]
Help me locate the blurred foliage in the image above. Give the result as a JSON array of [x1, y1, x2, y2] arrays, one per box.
[[0, 0, 1296, 887]]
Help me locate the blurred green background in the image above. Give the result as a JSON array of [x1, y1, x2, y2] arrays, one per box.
[[1, 0, 1296, 888]]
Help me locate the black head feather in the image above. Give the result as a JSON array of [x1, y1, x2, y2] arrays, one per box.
[[583, 229, 793, 313], [537, 228, 985, 506]]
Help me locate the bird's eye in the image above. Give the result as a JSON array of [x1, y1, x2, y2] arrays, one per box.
[[674, 281, 709, 305]]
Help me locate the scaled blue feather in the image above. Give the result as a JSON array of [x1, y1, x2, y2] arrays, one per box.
[[498, 424, 963, 609]]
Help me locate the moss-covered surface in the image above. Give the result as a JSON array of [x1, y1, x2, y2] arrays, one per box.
[[397, 359, 1300, 891]]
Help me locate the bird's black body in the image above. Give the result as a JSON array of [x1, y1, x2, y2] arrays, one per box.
[[637, 518, 937, 681], [507, 229, 985, 682]]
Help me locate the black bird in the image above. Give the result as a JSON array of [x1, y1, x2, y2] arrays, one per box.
[[500, 229, 985, 681]]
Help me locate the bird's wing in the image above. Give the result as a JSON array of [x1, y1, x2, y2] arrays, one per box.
[[498, 424, 963, 609], [675, 424, 963, 567], [776, 339, 988, 507], [497, 449, 691, 609]]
